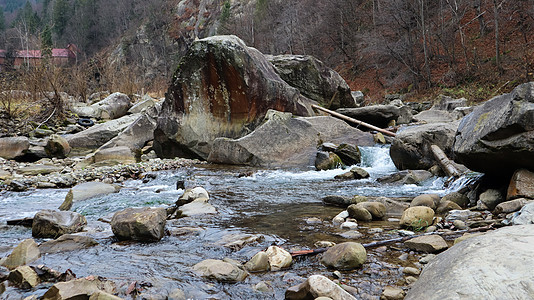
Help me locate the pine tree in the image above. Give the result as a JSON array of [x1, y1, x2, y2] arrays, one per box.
[[0, 6, 5, 32], [41, 24, 53, 59], [53, 0, 70, 36]]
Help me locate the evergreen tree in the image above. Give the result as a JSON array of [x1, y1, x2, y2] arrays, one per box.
[[53, 0, 69, 36], [0, 6, 5, 32], [41, 24, 53, 58]]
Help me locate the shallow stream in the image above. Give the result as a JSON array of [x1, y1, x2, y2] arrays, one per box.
[[0, 146, 462, 299]]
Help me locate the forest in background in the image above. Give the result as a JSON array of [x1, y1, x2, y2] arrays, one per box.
[[0, 0, 533, 105]]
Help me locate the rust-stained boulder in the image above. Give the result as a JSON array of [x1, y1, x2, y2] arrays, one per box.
[[154, 35, 316, 160]]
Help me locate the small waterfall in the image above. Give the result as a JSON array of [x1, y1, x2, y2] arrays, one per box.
[[359, 145, 397, 178], [444, 172, 484, 194]]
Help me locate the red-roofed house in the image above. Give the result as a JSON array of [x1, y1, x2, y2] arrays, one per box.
[[0, 44, 78, 69]]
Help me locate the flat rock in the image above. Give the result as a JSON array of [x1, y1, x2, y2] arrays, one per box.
[[66, 114, 140, 149], [0, 239, 40, 270], [404, 235, 448, 253], [178, 198, 217, 216], [59, 182, 120, 210], [32, 210, 87, 238], [18, 165, 62, 175], [193, 259, 248, 283], [111, 207, 167, 242], [42, 277, 116, 300], [39, 234, 99, 254]]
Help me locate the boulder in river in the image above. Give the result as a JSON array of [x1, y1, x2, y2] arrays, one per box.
[[390, 121, 459, 170], [410, 194, 440, 210], [208, 110, 374, 167], [321, 242, 367, 270], [7, 265, 40, 289], [32, 210, 87, 238], [178, 198, 217, 217], [507, 168, 534, 200], [315, 151, 343, 171], [111, 207, 167, 242], [154, 35, 316, 160], [42, 277, 117, 300], [285, 274, 356, 300], [336, 105, 400, 128], [399, 207, 435, 230], [0, 239, 40, 270], [404, 235, 448, 253], [177, 186, 210, 206], [39, 234, 99, 254], [0, 136, 29, 159], [244, 251, 270, 272], [347, 204, 373, 222], [59, 182, 120, 211], [268, 54, 356, 110], [453, 82, 534, 175], [405, 225, 534, 300], [378, 170, 433, 185], [193, 258, 248, 283], [265, 246, 292, 271]]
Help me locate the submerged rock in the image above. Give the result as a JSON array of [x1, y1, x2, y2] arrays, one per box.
[[193, 259, 248, 283], [32, 210, 87, 238], [405, 225, 534, 300], [154, 35, 316, 160], [111, 207, 167, 242]]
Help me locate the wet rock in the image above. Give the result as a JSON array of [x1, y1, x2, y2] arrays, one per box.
[[8, 266, 39, 289], [403, 267, 421, 276], [177, 186, 209, 205], [285, 274, 356, 300], [391, 122, 459, 170], [435, 200, 462, 215], [219, 233, 264, 250], [111, 207, 167, 242], [452, 220, 468, 230], [91, 146, 137, 166], [410, 194, 439, 210], [406, 225, 534, 300], [42, 277, 116, 300], [178, 198, 217, 216], [339, 230, 363, 239], [377, 170, 433, 185], [59, 182, 120, 210], [399, 207, 435, 229], [268, 54, 356, 110], [347, 204, 372, 222], [512, 202, 534, 225], [333, 144, 361, 166], [507, 168, 534, 200], [32, 210, 86, 238], [89, 291, 122, 300], [244, 251, 270, 272], [453, 83, 534, 175], [66, 114, 140, 149], [479, 189, 504, 210], [341, 221, 359, 230], [445, 210, 482, 222], [315, 152, 344, 171], [0, 136, 29, 159], [453, 232, 485, 245], [208, 112, 374, 168], [381, 286, 405, 300], [494, 198, 532, 214], [192, 259, 248, 283], [154, 36, 316, 160], [349, 167, 370, 179], [18, 164, 62, 175], [441, 192, 469, 208], [323, 195, 357, 207], [45, 134, 71, 158], [321, 242, 367, 270], [337, 105, 400, 128], [0, 239, 40, 269], [266, 246, 292, 271], [358, 202, 387, 220], [39, 234, 98, 254], [334, 171, 355, 180], [404, 235, 448, 253]]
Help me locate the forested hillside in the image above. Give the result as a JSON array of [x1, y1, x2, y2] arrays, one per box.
[[0, 0, 533, 102]]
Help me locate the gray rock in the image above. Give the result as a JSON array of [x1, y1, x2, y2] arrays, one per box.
[[18, 164, 62, 175], [404, 235, 448, 253], [405, 225, 534, 300], [410, 194, 440, 210], [512, 202, 534, 225], [111, 207, 167, 242], [391, 121, 459, 170], [441, 192, 469, 208], [453, 82, 534, 175], [193, 259, 248, 283], [445, 210, 482, 222], [321, 242, 367, 270], [45, 134, 71, 158], [177, 186, 210, 205], [413, 110, 458, 123], [72, 92, 131, 120], [59, 182, 120, 211], [479, 189, 504, 210], [315, 151, 344, 171], [431, 95, 468, 111], [42, 277, 116, 300], [66, 114, 140, 149], [154, 35, 316, 160], [39, 234, 98, 254], [400, 207, 435, 229], [268, 54, 356, 110], [128, 97, 156, 114], [347, 204, 373, 222], [208, 112, 373, 168], [337, 105, 400, 128], [352, 91, 364, 105], [32, 210, 87, 238], [333, 144, 361, 166], [285, 275, 356, 300], [494, 198, 532, 214], [0, 239, 40, 270], [378, 170, 433, 185]]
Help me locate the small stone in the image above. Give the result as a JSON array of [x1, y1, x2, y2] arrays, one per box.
[[306, 217, 322, 224], [452, 220, 468, 230], [368, 228, 384, 234], [403, 267, 421, 276], [381, 286, 405, 300], [339, 230, 363, 239], [404, 235, 448, 253], [341, 221, 358, 229], [425, 226, 437, 233], [314, 241, 336, 248], [265, 246, 292, 271], [405, 276, 418, 284], [244, 251, 270, 272], [419, 254, 437, 264], [253, 281, 272, 293], [333, 271, 342, 279]]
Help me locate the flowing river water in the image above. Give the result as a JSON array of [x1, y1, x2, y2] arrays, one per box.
[[1, 146, 463, 299]]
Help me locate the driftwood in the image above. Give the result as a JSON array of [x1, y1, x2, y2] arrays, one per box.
[[311, 104, 397, 137], [290, 225, 495, 257], [430, 144, 461, 178]]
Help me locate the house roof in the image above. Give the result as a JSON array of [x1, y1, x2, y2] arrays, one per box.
[[0, 46, 77, 59]]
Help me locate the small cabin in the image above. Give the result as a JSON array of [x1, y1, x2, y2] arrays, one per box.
[[0, 44, 78, 70]]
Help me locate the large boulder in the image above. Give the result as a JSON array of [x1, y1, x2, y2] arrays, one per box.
[[507, 168, 534, 200], [0, 137, 29, 159], [111, 207, 167, 242], [154, 35, 316, 160], [405, 225, 534, 300], [45, 134, 71, 158], [0, 239, 40, 270], [336, 105, 400, 128], [66, 114, 140, 150], [208, 111, 373, 167], [390, 121, 459, 170], [71, 92, 131, 120], [268, 54, 356, 109], [453, 82, 534, 175], [321, 242, 367, 270], [32, 210, 87, 238]]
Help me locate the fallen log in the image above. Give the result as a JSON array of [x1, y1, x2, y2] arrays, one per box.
[[290, 225, 495, 257], [430, 144, 461, 178], [311, 104, 397, 137]]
